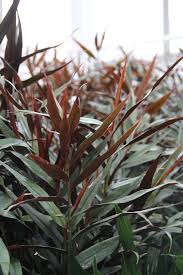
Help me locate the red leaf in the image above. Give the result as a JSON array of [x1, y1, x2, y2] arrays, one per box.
[[114, 57, 127, 108], [29, 154, 68, 182], [158, 155, 183, 184], [68, 96, 81, 136], [72, 178, 91, 213], [145, 91, 172, 115], [132, 155, 161, 210], [136, 55, 156, 100], [45, 74, 62, 132]]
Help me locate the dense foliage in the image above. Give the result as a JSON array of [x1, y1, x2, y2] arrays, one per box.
[[0, 1, 183, 274]]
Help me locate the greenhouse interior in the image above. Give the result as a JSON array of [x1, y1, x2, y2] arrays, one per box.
[[0, 1, 183, 274]]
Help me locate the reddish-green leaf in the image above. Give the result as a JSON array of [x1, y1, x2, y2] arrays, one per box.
[[158, 155, 183, 184], [132, 155, 161, 210], [136, 55, 156, 100], [115, 205, 134, 251], [0, 86, 23, 110], [145, 91, 172, 115], [115, 56, 183, 133], [114, 57, 127, 108], [21, 43, 62, 63], [68, 97, 81, 136], [72, 179, 91, 212], [72, 98, 128, 166], [127, 117, 183, 146], [73, 38, 96, 59], [28, 154, 68, 181], [72, 121, 139, 188], [22, 60, 71, 88], [45, 74, 62, 131], [151, 56, 183, 92]]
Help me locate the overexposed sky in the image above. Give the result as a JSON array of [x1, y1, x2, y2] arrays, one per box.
[[3, 0, 72, 57], [2, 0, 183, 60]]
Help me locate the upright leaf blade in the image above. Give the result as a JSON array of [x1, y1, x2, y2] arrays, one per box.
[[115, 205, 134, 251], [93, 257, 103, 275], [114, 57, 127, 108], [73, 121, 139, 187], [136, 55, 156, 100], [45, 74, 62, 131], [9, 258, 22, 275], [0, 0, 20, 44], [67, 255, 87, 275], [0, 161, 66, 228], [73, 38, 96, 59], [0, 238, 10, 275], [72, 99, 130, 166]]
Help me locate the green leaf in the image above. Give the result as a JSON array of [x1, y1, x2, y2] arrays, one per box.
[[115, 205, 134, 251], [0, 161, 66, 228], [93, 257, 103, 275], [175, 255, 183, 273], [79, 117, 102, 126], [72, 100, 127, 165], [12, 152, 54, 188], [76, 236, 119, 269], [0, 190, 13, 210], [23, 205, 63, 245], [68, 255, 87, 275], [121, 253, 141, 275], [72, 163, 110, 229], [0, 209, 18, 220], [0, 118, 16, 138], [15, 111, 32, 140], [0, 238, 10, 275], [9, 258, 22, 275], [153, 146, 183, 186], [73, 121, 139, 188], [0, 138, 29, 150], [103, 182, 175, 205], [88, 176, 142, 221]]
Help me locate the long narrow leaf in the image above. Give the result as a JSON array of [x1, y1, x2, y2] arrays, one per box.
[[0, 0, 20, 44], [72, 98, 128, 165], [0, 238, 10, 275], [76, 236, 119, 269], [73, 121, 139, 188], [22, 60, 71, 88], [136, 55, 156, 100], [114, 57, 127, 107], [126, 117, 183, 146], [115, 205, 134, 251], [0, 161, 66, 227]]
